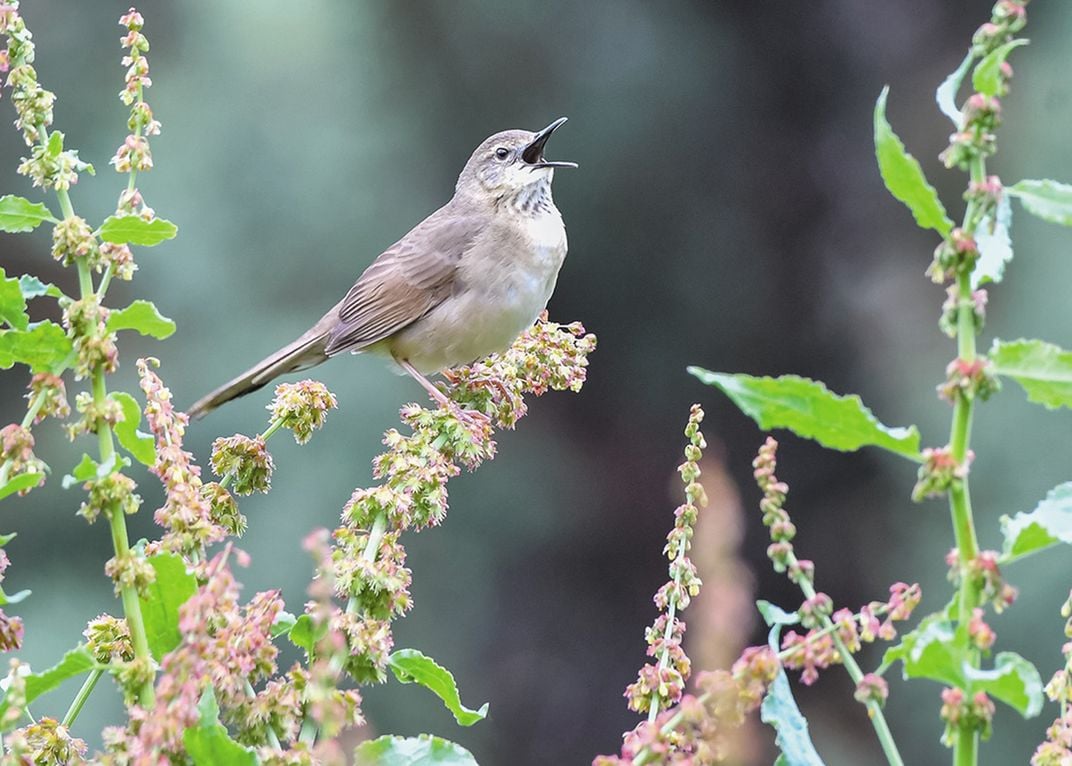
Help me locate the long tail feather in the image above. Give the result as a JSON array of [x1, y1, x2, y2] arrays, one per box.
[[187, 331, 329, 419]]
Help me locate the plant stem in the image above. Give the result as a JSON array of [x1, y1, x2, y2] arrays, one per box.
[[948, 154, 988, 766], [647, 533, 689, 725], [51, 148, 155, 709], [62, 669, 103, 728], [790, 552, 905, 766]]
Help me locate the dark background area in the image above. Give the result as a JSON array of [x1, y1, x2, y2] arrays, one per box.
[[2, 2, 1072, 764]]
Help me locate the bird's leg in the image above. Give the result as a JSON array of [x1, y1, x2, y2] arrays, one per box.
[[398, 359, 491, 429]]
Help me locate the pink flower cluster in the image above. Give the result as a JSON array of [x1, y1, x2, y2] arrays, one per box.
[[1033, 590, 1072, 766], [0, 546, 24, 651], [111, 8, 160, 177], [138, 357, 229, 557]]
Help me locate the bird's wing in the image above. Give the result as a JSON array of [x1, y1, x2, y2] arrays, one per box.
[[323, 207, 484, 355]]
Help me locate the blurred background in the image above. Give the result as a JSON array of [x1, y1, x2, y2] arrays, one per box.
[[3, 1, 1072, 763]]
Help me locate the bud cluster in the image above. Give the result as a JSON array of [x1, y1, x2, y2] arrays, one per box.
[[937, 357, 1000, 404], [940, 687, 996, 746], [0, 546, 24, 651], [625, 406, 707, 716], [939, 286, 987, 339], [27, 373, 69, 424], [62, 294, 118, 379], [268, 380, 338, 445], [1, 4, 93, 189], [111, 8, 161, 180], [945, 549, 1017, 613], [0, 424, 44, 492], [912, 446, 974, 502]]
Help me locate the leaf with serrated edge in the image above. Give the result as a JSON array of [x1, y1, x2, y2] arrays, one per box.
[[0, 646, 101, 725], [354, 735, 479, 766], [112, 392, 156, 466], [936, 50, 973, 126], [0, 321, 72, 372], [973, 192, 1012, 289], [991, 338, 1072, 410], [139, 553, 198, 661], [964, 651, 1043, 718], [1000, 482, 1072, 563], [1008, 179, 1072, 227], [106, 300, 176, 340], [0, 473, 44, 501], [874, 87, 953, 236], [99, 215, 177, 246], [0, 195, 55, 233], [18, 275, 61, 300], [689, 368, 921, 460], [972, 39, 1028, 98], [389, 649, 489, 726]]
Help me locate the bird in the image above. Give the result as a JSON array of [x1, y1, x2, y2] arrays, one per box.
[[188, 118, 577, 420]]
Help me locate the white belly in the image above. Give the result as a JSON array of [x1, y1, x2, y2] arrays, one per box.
[[386, 212, 567, 372]]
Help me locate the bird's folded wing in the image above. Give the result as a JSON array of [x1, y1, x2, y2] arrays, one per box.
[[323, 208, 485, 355]]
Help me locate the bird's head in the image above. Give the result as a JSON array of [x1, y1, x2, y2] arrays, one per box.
[[456, 117, 577, 201]]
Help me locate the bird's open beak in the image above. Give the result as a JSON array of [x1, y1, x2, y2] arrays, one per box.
[[522, 117, 578, 169]]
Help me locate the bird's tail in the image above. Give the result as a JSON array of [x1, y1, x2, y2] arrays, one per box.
[[187, 329, 330, 419]]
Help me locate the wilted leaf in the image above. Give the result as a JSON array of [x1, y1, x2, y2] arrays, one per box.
[[874, 87, 953, 236], [689, 369, 921, 460]]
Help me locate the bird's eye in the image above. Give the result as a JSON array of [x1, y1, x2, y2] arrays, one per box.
[[494, 147, 510, 160]]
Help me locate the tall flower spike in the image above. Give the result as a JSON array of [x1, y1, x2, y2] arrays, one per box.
[[625, 405, 707, 718]]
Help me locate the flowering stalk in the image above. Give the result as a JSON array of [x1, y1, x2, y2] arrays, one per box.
[[912, 4, 1029, 762], [0, 3, 157, 710], [1033, 591, 1072, 765]]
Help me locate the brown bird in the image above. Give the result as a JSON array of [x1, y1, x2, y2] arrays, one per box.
[[189, 118, 576, 419]]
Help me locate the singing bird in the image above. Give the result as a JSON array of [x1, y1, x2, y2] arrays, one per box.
[[188, 118, 577, 419]]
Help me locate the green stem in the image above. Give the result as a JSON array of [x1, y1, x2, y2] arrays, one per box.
[[948, 154, 988, 766], [50, 137, 156, 708], [62, 668, 103, 728], [347, 512, 386, 615], [791, 555, 905, 766]]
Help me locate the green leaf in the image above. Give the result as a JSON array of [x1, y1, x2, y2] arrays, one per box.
[[761, 669, 827, 766], [271, 610, 297, 639], [354, 735, 480, 766], [287, 614, 326, 657], [972, 39, 1028, 98], [884, 613, 965, 687], [689, 368, 922, 460], [99, 215, 178, 246], [756, 600, 825, 766], [112, 391, 156, 466], [183, 688, 259, 766], [0, 195, 56, 233], [874, 86, 953, 236], [1008, 179, 1072, 227], [972, 192, 1012, 289], [388, 649, 489, 727], [1000, 482, 1072, 563], [936, 50, 973, 126], [0, 646, 101, 727], [138, 553, 198, 662], [0, 473, 44, 501], [18, 275, 62, 300], [964, 651, 1043, 718], [0, 587, 30, 606], [0, 268, 28, 331], [0, 321, 72, 372], [106, 300, 176, 340], [63, 453, 99, 489], [990, 338, 1072, 409]]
